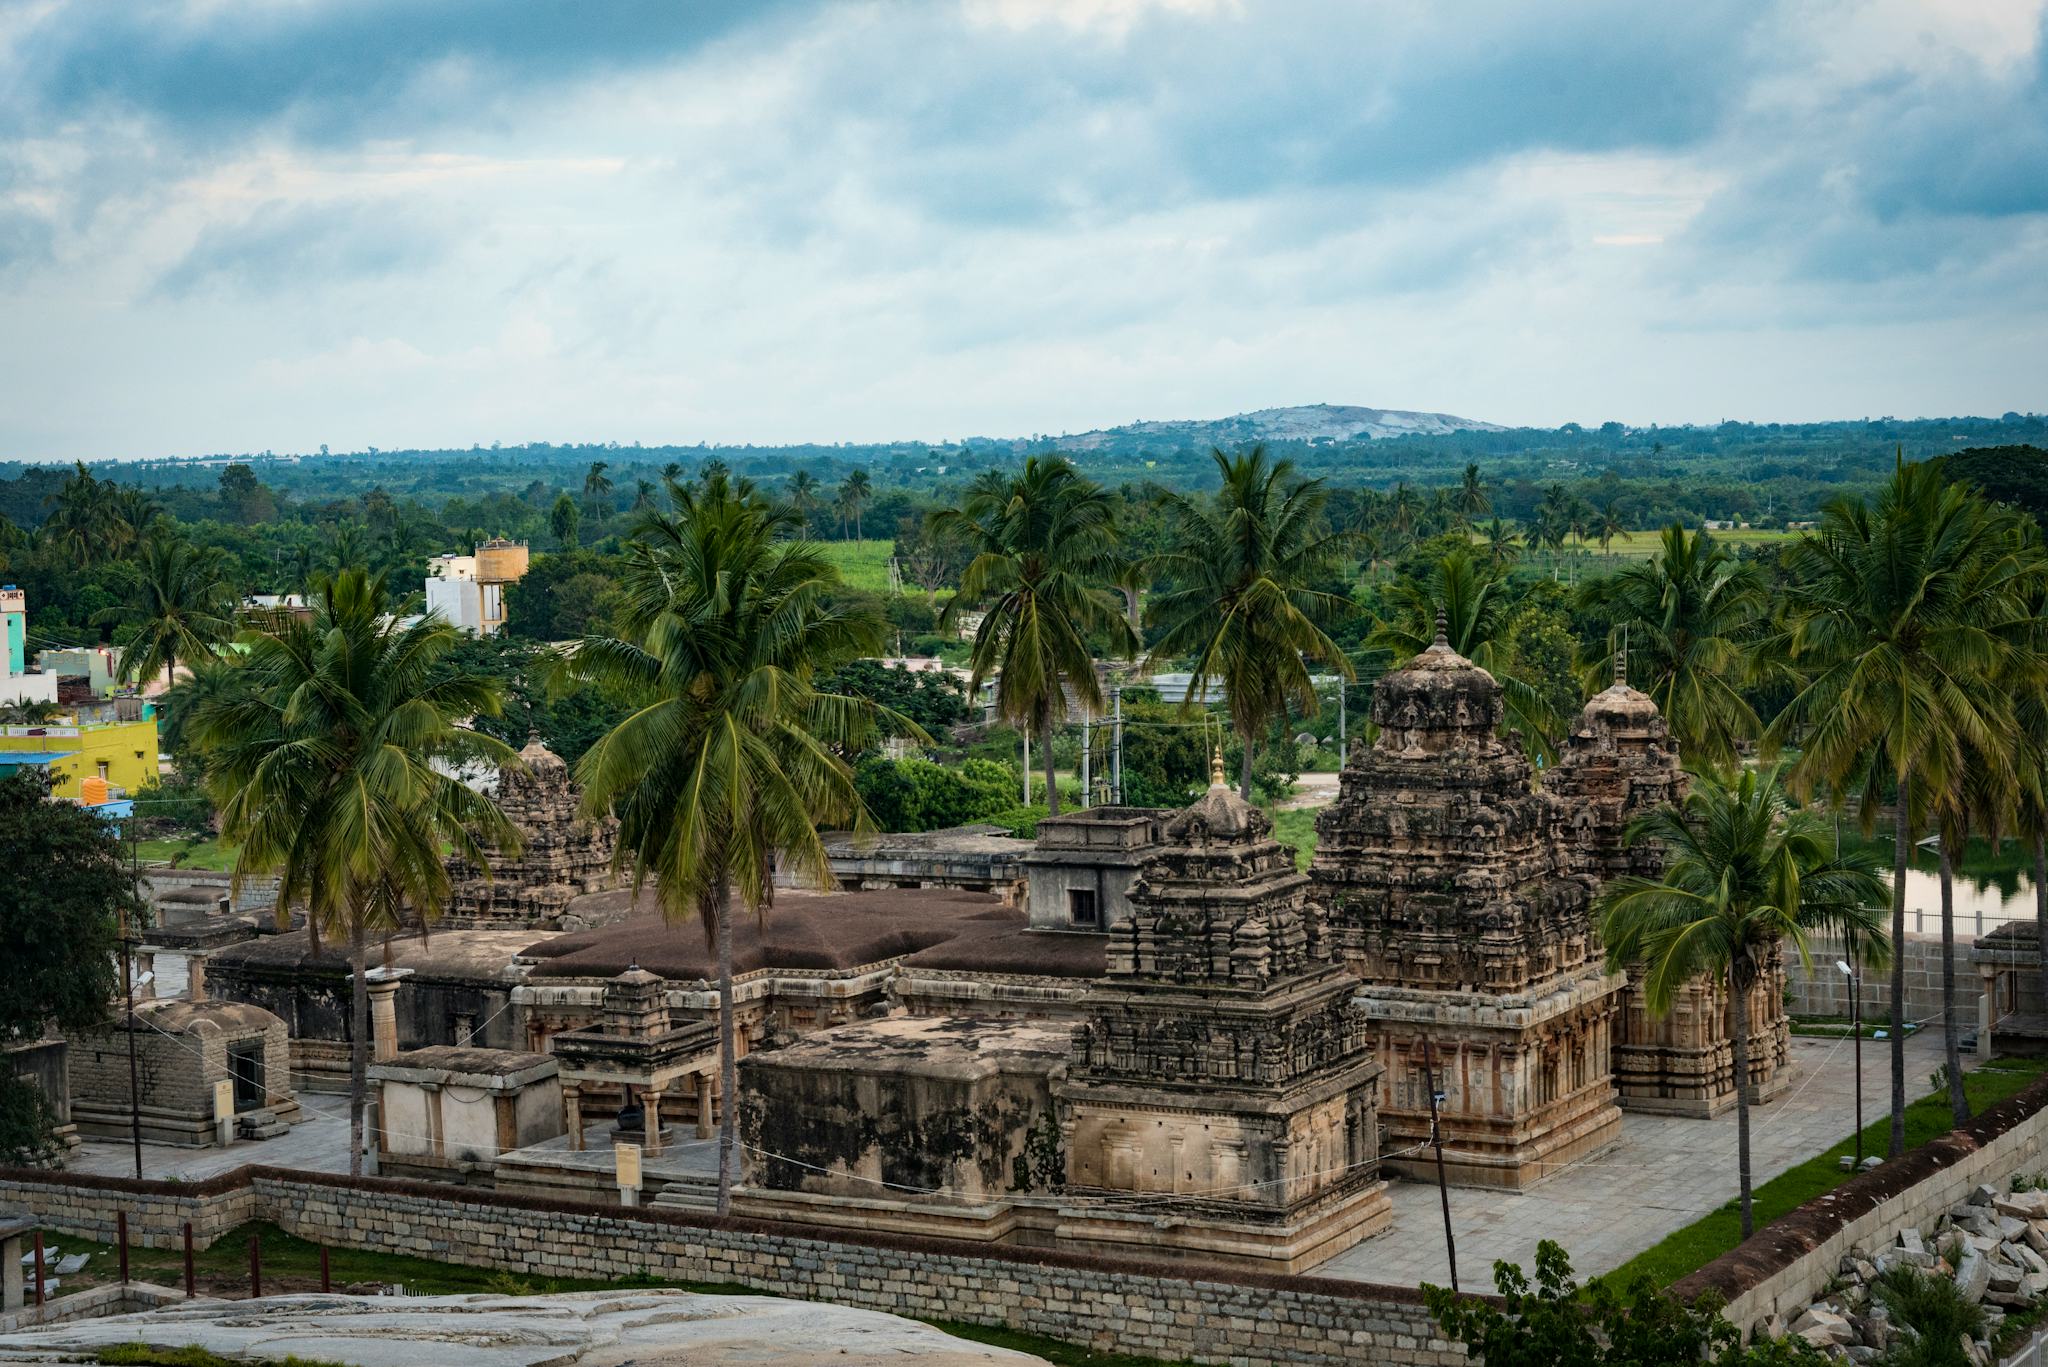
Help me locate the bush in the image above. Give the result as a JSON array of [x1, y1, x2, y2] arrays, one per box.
[[984, 804, 1049, 839], [1424, 1239, 1826, 1366], [0, 1072, 59, 1167], [854, 756, 1019, 833], [1872, 1264, 1984, 1366]]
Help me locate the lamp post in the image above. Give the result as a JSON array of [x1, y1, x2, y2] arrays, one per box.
[[1838, 958, 1862, 1167]]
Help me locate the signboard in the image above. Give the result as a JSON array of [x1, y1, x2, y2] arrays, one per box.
[[614, 1142, 643, 1191]]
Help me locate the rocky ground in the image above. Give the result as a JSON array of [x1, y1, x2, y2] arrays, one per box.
[[1774, 1181, 2048, 1363], [0, 1289, 1050, 1365]]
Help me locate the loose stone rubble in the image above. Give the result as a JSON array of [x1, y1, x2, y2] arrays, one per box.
[[1767, 1178, 2048, 1363]]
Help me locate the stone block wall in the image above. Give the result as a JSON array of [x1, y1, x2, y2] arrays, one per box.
[[1673, 1072, 2048, 1336], [1783, 936, 1982, 1029], [0, 1165, 1468, 1365]]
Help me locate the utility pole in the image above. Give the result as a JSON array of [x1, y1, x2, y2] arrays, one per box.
[[1423, 1038, 1458, 1292], [118, 900, 142, 1180], [1840, 957, 1863, 1167], [1111, 686, 1123, 805], [1080, 717, 1091, 810], [1021, 731, 1031, 806], [1336, 677, 1345, 754]]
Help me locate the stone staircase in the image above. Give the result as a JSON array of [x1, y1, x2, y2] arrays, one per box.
[[237, 1108, 291, 1141], [649, 1175, 720, 1212]]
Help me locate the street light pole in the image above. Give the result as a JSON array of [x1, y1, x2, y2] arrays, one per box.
[[119, 902, 142, 1180], [1423, 1038, 1458, 1293], [1839, 958, 1863, 1167]]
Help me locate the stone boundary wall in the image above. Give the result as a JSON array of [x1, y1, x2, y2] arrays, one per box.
[[0, 1165, 1468, 1366], [1673, 1073, 2048, 1334], [0, 1282, 184, 1335], [1784, 935, 1983, 1028]]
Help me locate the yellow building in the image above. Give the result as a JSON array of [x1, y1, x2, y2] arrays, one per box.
[[0, 718, 161, 803]]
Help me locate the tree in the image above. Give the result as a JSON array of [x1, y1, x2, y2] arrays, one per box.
[[218, 463, 275, 524], [935, 458, 1135, 815], [1599, 766, 1888, 1237], [1482, 517, 1520, 568], [1593, 499, 1631, 559], [192, 569, 519, 1177], [582, 461, 614, 529], [549, 493, 581, 551], [786, 468, 822, 533], [1369, 549, 1562, 760], [1576, 524, 1770, 771], [560, 478, 901, 1212], [1456, 463, 1490, 525], [1147, 446, 1354, 797], [1772, 458, 2039, 1156], [96, 532, 236, 687], [1424, 1239, 1826, 1367], [837, 469, 873, 540], [0, 770, 143, 1162]]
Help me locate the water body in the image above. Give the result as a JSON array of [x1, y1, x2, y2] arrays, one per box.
[[1837, 829, 2040, 942]]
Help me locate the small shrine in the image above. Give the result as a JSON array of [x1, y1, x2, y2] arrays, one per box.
[[444, 734, 619, 930], [1057, 755, 1390, 1269], [548, 966, 718, 1155]]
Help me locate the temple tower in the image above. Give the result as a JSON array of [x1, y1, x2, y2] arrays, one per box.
[[444, 734, 619, 930], [1546, 654, 1792, 1117], [1310, 618, 1624, 1188], [1057, 758, 1390, 1270]]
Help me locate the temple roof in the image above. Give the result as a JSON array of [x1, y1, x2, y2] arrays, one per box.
[[515, 732, 569, 776], [1369, 611, 1506, 746]]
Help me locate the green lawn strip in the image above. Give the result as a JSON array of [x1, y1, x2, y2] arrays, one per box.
[[815, 539, 898, 593], [55, 1222, 1188, 1367], [99, 1347, 349, 1367], [1268, 807, 1319, 871], [134, 838, 238, 871], [1610, 1057, 2048, 1289], [926, 1320, 1196, 1367]]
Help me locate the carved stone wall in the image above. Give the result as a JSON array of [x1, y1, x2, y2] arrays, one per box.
[[444, 735, 618, 931]]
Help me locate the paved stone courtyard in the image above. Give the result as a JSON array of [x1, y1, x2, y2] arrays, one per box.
[[1317, 1030, 1961, 1285]]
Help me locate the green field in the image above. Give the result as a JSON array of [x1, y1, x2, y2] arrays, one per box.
[[135, 838, 238, 871], [816, 539, 897, 592]]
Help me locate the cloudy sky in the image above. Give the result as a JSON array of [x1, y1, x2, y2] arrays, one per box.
[[1, 0, 2044, 460]]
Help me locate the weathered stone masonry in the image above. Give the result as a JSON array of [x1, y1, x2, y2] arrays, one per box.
[[0, 1165, 1468, 1366]]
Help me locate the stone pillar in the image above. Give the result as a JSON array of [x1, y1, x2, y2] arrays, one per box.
[[641, 1088, 663, 1157], [563, 1083, 584, 1152], [1980, 965, 2000, 1061], [132, 950, 157, 1000], [0, 1219, 25, 1313], [364, 967, 413, 1063], [695, 1073, 713, 1140], [185, 954, 207, 1003]]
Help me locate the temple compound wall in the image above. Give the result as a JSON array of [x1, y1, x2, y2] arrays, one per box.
[[1312, 625, 1622, 1188]]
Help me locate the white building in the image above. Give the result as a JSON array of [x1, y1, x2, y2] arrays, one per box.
[[423, 540, 530, 636]]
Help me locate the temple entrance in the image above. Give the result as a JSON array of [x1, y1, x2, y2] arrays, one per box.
[[228, 1042, 265, 1112]]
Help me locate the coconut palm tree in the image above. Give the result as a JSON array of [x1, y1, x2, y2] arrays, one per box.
[[1481, 518, 1520, 569], [95, 532, 236, 688], [786, 469, 822, 532], [1575, 524, 1770, 771], [583, 461, 614, 529], [1771, 456, 2041, 1156], [1146, 446, 1355, 798], [837, 469, 874, 540], [1457, 463, 1490, 525], [1369, 548, 1561, 761], [192, 569, 518, 1177], [1592, 500, 1631, 561], [1388, 482, 1420, 539], [559, 481, 901, 1212], [934, 456, 1135, 815], [1599, 764, 1889, 1237]]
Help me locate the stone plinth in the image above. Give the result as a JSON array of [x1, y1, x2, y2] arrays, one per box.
[[1311, 625, 1622, 1187]]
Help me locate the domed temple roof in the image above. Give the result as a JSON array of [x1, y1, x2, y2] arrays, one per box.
[[1168, 748, 1262, 843], [1369, 611, 1506, 755], [1571, 651, 1668, 741]]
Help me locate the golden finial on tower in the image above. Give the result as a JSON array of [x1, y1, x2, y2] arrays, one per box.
[[1210, 745, 1228, 789]]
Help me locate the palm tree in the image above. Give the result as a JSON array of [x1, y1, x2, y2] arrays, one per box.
[[329, 521, 367, 572], [786, 469, 822, 532], [559, 481, 900, 1212], [934, 456, 1135, 815], [192, 570, 518, 1177], [95, 533, 236, 688], [42, 462, 127, 566], [632, 479, 657, 511], [1388, 482, 1420, 538], [1593, 500, 1631, 561], [1457, 463, 1490, 525], [1771, 457, 2040, 1156], [1146, 446, 1354, 798], [838, 469, 874, 540], [1481, 518, 1520, 569], [583, 461, 614, 528], [1599, 765, 1889, 1237], [1369, 549, 1561, 761], [1575, 524, 1769, 770]]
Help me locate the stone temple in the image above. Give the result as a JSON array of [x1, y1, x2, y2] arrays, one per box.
[[444, 734, 619, 931], [1312, 619, 1626, 1187]]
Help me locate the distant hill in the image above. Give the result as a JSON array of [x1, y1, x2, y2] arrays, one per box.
[[1050, 403, 1504, 452]]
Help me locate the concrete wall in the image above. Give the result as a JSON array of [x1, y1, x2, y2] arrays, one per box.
[[1784, 935, 1982, 1030], [0, 1165, 1467, 1366], [1673, 1072, 2048, 1337]]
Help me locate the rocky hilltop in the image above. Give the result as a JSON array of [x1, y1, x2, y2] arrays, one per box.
[[1050, 402, 1502, 452]]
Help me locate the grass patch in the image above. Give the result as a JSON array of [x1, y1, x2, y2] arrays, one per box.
[[99, 1348, 347, 1367], [135, 838, 237, 871], [816, 539, 899, 592], [1608, 1057, 2048, 1289], [929, 1320, 1195, 1367], [1269, 806, 1320, 871]]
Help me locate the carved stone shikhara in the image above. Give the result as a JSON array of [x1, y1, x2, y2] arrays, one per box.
[[444, 735, 620, 931], [1057, 771, 1390, 1268], [1311, 624, 1625, 1187], [1546, 658, 1792, 1118]]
